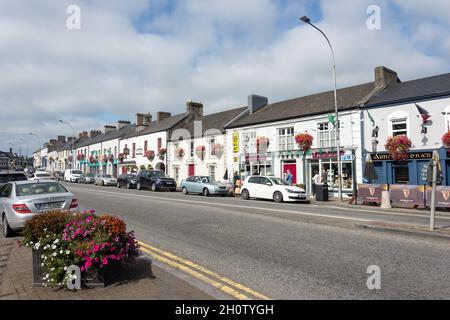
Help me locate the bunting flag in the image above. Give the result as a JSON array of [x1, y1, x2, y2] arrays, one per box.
[[328, 114, 335, 126], [415, 104, 430, 123], [366, 110, 375, 127]]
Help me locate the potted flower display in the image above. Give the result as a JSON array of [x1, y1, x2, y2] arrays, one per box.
[[195, 145, 206, 160], [145, 150, 155, 161], [158, 148, 166, 160], [385, 135, 412, 161], [77, 154, 86, 161], [21, 210, 140, 288], [442, 131, 450, 148], [175, 147, 184, 159], [295, 133, 313, 152], [118, 153, 125, 164], [108, 154, 114, 163]]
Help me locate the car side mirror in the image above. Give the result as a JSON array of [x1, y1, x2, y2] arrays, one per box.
[[265, 182, 272, 186]]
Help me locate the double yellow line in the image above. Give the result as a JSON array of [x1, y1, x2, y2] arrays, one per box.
[[138, 241, 271, 300]]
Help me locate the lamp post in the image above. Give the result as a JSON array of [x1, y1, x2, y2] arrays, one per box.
[[300, 16, 343, 201], [59, 120, 75, 169]]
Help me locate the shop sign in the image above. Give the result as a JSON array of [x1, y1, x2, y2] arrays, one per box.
[[371, 152, 432, 161], [136, 148, 143, 156], [357, 184, 387, 203], [390, 185, 425, 207], [233, 132, 239, 153], [341, 154, 355, 161], [425, 186, 450, 208], [310, 150, 344, 160]]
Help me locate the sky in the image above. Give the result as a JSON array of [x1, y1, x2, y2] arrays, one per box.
[[1, 0, 450, 155]]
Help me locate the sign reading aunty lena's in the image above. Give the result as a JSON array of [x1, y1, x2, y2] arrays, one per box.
[[357, 184, 388, 203], [426, 186, 450, 208], [390, 185, 425, 207], [370, 152, 432, 161]]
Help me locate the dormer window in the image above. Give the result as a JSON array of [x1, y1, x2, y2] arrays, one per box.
[[391, 118, 407, 136]]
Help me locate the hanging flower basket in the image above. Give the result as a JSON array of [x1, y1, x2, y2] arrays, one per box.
[[68, 156, 73, 163], [118, 153, 125, 164], [195, 146, 206, 160], [77, 154, 86, 162], [145, 150, 155, 161], [385, 135, 411, 161], [295, 133, 314, 152], [158, 148, 166, 160], [213, 144, 224, 157], [175, 147, 185, 159], [442, 131, 450, 148], [108, 154, 114, 163], [89, 155, 98, 164], [49, 156, 54, 163], [102, 155, 108, 163]]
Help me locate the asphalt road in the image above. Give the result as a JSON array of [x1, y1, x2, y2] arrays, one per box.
[[65, 182, 450, 299]]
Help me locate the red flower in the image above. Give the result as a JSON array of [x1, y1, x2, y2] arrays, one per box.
[[442, 131, 450, 147], [195, 146, 206, 160], [385, 135, 411, 161], [295, 133, 314, 152]]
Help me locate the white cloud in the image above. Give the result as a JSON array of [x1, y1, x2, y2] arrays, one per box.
[[0, 0, 449, 154]]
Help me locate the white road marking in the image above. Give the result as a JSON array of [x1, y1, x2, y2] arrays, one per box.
[[68, 185, 373, 223]]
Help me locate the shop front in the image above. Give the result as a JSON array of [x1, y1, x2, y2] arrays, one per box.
[[366, 149, 443, 185], [238, 153, 273, 180], [306, 148, 356, 196]]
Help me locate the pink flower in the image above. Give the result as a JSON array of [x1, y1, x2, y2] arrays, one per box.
[[92, 245, 99, 253], [81, 266, 84, 272], [101, 243, 106, 249], [102, 257, 108, 265], [110, 255, 116, 260]]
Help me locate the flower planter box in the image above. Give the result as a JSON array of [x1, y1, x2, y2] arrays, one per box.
[[32, 249, 122, 288]]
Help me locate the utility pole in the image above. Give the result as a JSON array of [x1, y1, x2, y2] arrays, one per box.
[[430, 158, 437, 231]]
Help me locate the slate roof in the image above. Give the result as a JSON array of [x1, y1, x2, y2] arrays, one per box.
[[121, 113, 188, 140], [76, 123, 135, 148], [365, 72, 450, 107], [171, 107, 248, 139], [226, 82, 377, 129]]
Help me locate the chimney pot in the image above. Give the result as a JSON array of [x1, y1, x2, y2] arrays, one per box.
[[186, 101, 203, 118], [157, 112, 171, 122], [117, 120, 131, 130], [104, 125, 117, 135], [143, 113, 152, 126]]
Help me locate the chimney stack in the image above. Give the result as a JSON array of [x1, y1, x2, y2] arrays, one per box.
[[374, 66, 399, 89], [104, 125, 117, 135], [82, 131, 89, 138], [57, 136, 66, 144], [135, 113, 149, 132], [117, 120, 131, 130], [143, 113, 152, 126], [49, 139, 57, 145], [157, 112, 171, 122], [186, 101, 203, 119], [248, 94, 268, 114], [90, 130, 102, 139]]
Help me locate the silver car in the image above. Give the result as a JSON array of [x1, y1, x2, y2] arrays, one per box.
[[94, 174, 117, 186], [180, 176, 229, 196], [0, 180, 79, 237]]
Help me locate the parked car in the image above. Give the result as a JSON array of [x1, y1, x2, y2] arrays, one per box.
[[78, 173, 95, 184], [94, 174, 117, 186], [64, 169, 83, 183], [180, 176, 229, 196], [135, 170, 176, 191], [240, 176, 308, 203], [0, 172, 28, 188], [116, 174, 137, 189], [29, 172, 53, 181], [0, 180, 78, 237]]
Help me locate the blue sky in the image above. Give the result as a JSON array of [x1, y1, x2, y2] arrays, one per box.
[[0, 0, 449, 155]]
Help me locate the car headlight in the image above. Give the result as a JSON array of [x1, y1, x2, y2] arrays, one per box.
[[286, 189, 297, 193]]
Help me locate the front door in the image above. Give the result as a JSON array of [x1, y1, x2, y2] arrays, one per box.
[[188, 164, 195, 177], [282, 163, 297, 185]]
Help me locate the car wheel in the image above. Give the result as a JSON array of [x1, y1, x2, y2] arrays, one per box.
[[137, 182, 142, 190], [241, 189, 250, 200], [151, 183, 157, 192], [203, 188, 210, 197], [273, 191, 283, 203], [182, 187, 188, 195], [102, 181, 105, 186], [2, 214, 14, 238]]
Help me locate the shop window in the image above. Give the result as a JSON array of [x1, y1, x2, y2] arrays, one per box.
[[278, 127, 294, 151], [208, 165, 216, 180], [393, 164, 409, 184], [242, 132, 256, 154], [173, 167, 180, 182]]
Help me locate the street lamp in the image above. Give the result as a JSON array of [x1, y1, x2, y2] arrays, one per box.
[[300, 15, 343, 201], [59, 120, 75, 169]]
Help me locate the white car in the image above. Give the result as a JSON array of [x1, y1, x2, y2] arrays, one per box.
[[64, 169, 83, 183], [240, 176, 308, 203], [29, 172, 52, 181]]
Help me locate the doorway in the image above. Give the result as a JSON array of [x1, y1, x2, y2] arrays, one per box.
[[188, 164, 195, 177], [282, 162, 297, 184]]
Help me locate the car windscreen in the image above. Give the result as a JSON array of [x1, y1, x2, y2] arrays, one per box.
[[86, 173, 94, 177], [72, 170, 82, 175], [36, 173, 51, 178], [104, 175, 112, 178], [0, 174, 28, 183], [154, 171, 166, 178], [16, 182, 68, 196], [270, 178, 290, 186], [127, 175, 136, 179]]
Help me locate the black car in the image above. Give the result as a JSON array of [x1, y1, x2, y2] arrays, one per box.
[[136, 170, 176, 191], [0, 172, 28, 187], [117, 174, 137, 189]]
